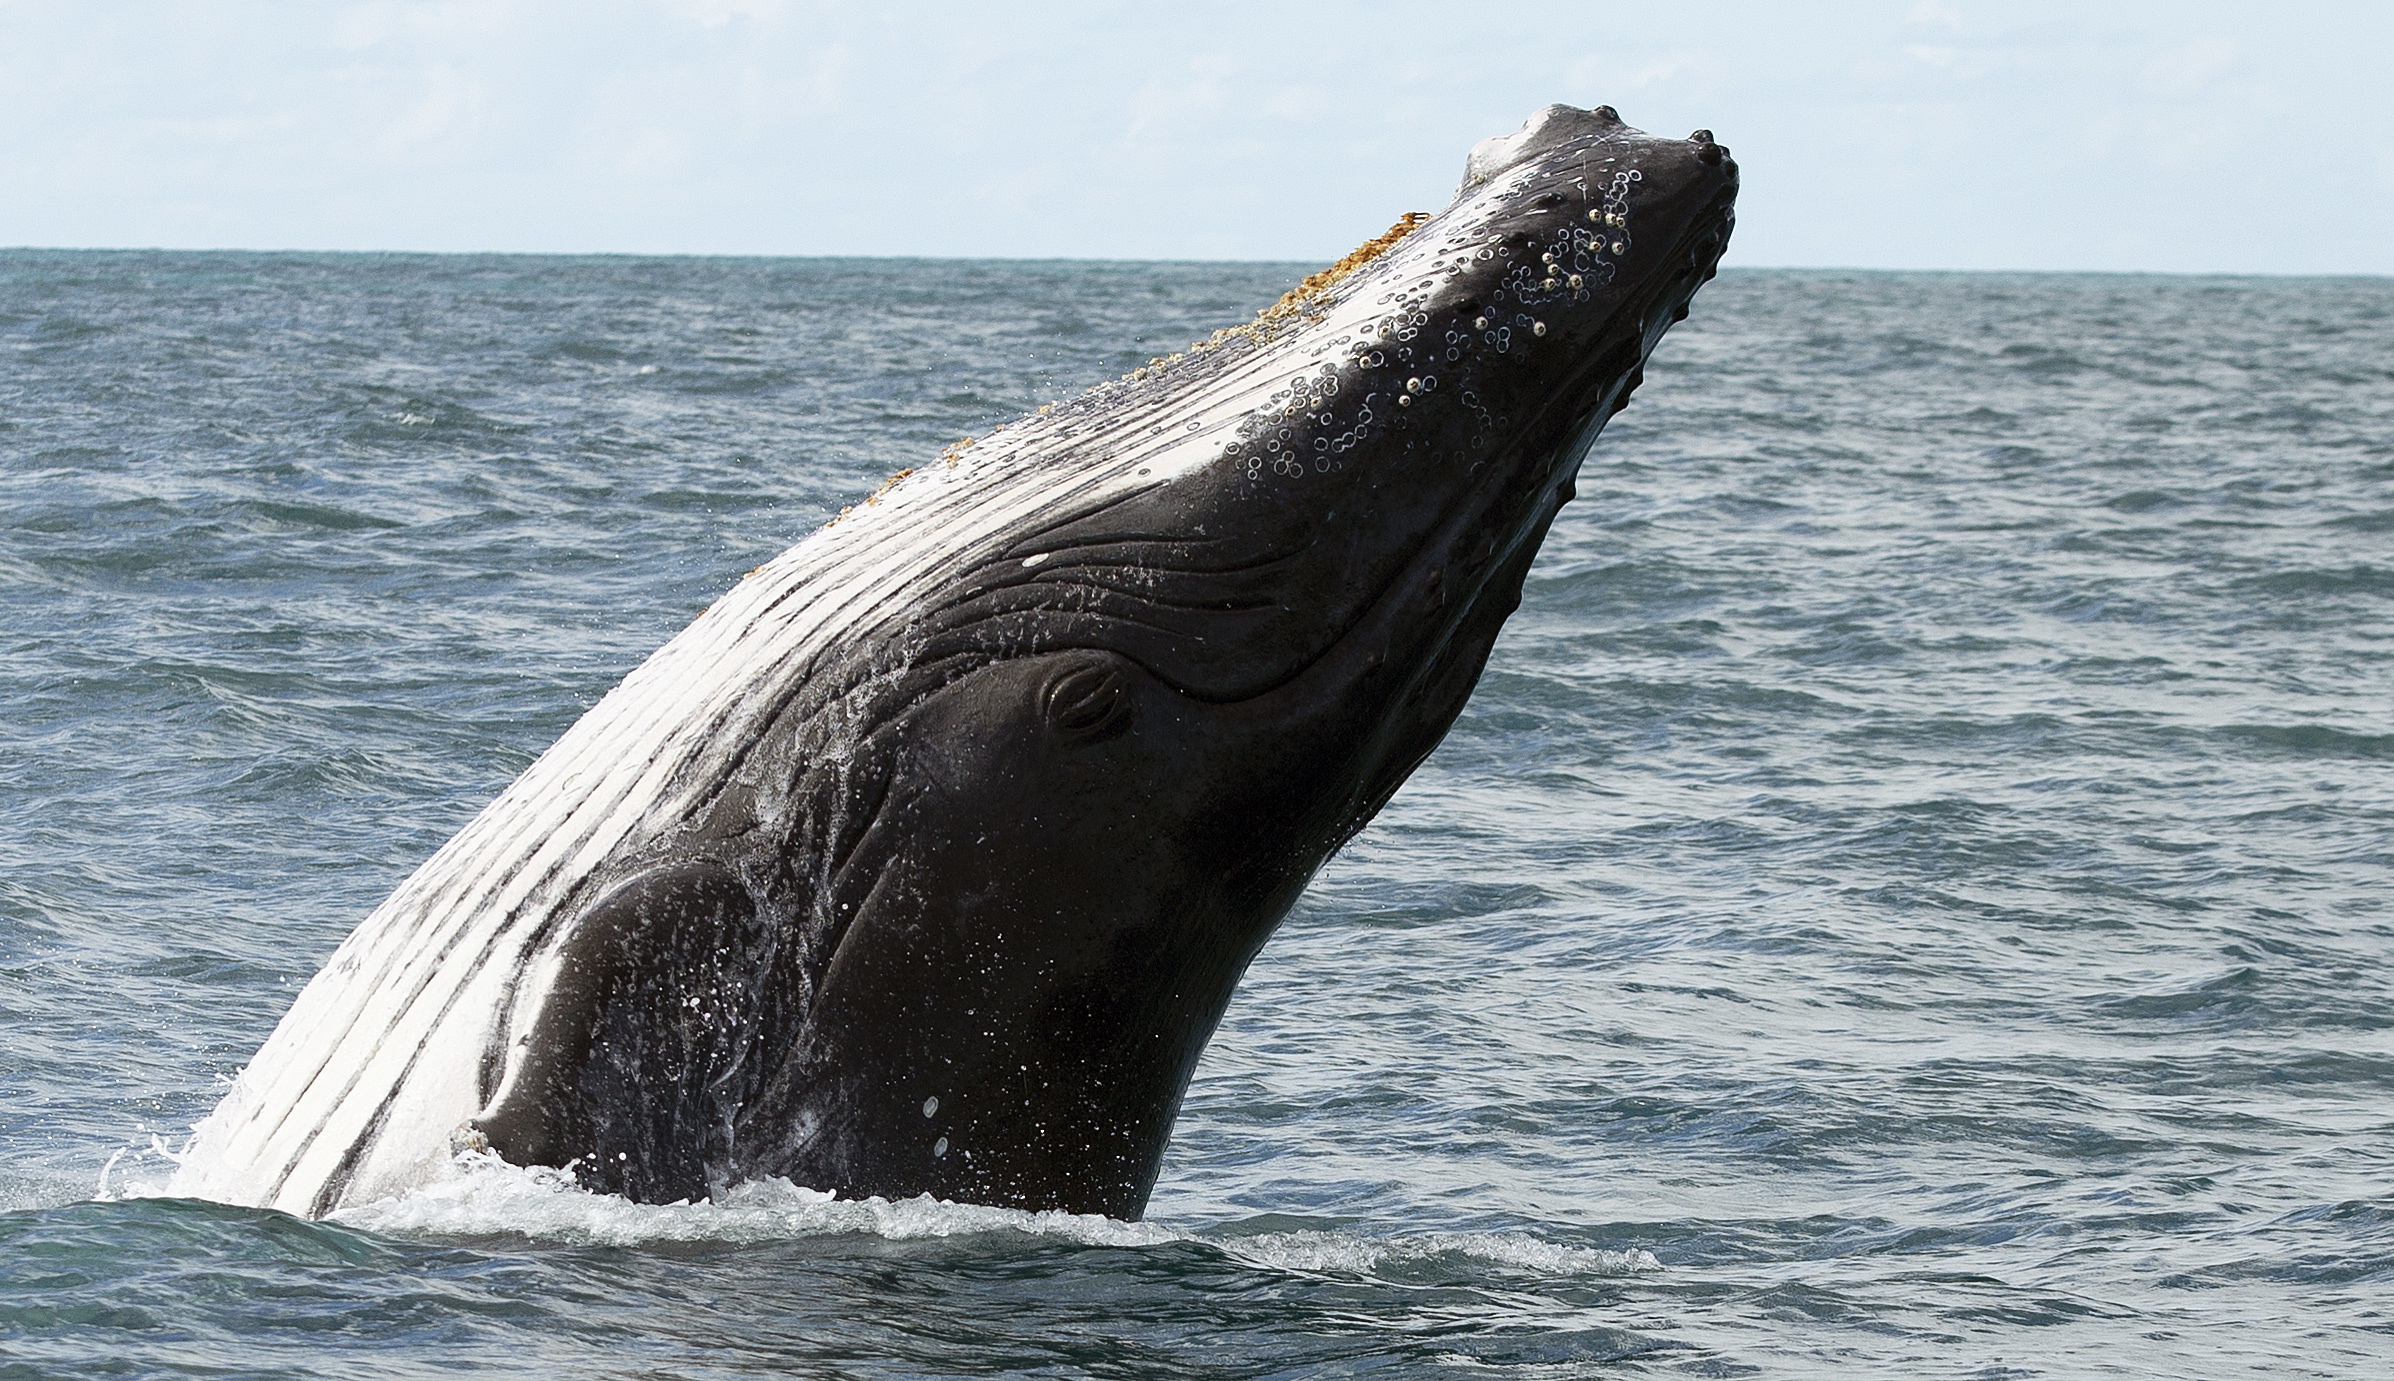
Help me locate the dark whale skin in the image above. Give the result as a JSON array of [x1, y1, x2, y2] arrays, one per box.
[[483, 105, 1737, 1217], [169, 104, 1735, 1220]]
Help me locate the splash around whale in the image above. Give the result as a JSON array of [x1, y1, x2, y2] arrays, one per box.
[[168, 103, 1738, 1220]]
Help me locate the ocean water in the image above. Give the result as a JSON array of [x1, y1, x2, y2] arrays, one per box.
[[1, 250, 2388, 1378]]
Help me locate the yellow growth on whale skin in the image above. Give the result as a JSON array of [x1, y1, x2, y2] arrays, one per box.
[[1014, 211, 1450, 386], [1158, 210, 1433, 366], [832, 211, 1433, 527], [1256, 211, 1434, 327]]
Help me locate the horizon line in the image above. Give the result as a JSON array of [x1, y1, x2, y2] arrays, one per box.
[[4, 244, 2390, 282]]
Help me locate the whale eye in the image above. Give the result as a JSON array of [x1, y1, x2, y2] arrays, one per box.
[[1042, 660, 1133, 742]]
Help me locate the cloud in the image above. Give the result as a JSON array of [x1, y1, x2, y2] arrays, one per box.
[[670, 0, 793, 27], [333, 0, 511, 52], [2143, 37, 2237, 94], [1564, 52, 1696, 95], [373, 64, 488, 159]]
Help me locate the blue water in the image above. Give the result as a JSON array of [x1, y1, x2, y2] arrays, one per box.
[[2, 251, 2389, 1377]]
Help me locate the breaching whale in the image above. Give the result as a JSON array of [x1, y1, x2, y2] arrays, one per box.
[[169, 104, 1737, 1220]]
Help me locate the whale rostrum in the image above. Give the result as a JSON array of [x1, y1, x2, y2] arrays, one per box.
[[169, 103, 1738, 1220]]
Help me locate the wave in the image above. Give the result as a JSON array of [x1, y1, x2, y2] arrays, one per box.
[[1216, 1228, 1661, 1277], [101, 1147, 1658, 1280], [323, 1152, 1178, 1250]]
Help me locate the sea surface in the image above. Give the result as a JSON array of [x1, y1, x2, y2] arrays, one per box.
[[1, 250, 2388, 1379]]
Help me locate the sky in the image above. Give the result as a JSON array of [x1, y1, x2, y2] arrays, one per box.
[[3, 0, 2388, 273]]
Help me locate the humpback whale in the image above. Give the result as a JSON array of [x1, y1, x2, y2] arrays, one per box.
[[169, 104, 1737, 1220]]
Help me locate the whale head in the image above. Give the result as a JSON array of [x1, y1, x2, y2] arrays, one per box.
[[168, 104, 1736, 1221], [657, 103, 1739, 1214]]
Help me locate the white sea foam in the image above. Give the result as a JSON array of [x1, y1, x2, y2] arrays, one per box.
[[1219, 1228, 1662, 1277], [161, 1145, 1660, 1282], [89, 1133, 190, 1204], [325, 1150, 1181, 1249]]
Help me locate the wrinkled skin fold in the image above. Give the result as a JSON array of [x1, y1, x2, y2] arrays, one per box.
[[169, 103, 1738, 1219]]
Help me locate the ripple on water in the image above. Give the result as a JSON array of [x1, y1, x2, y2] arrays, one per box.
[[1, 256, 2389, 1376]]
